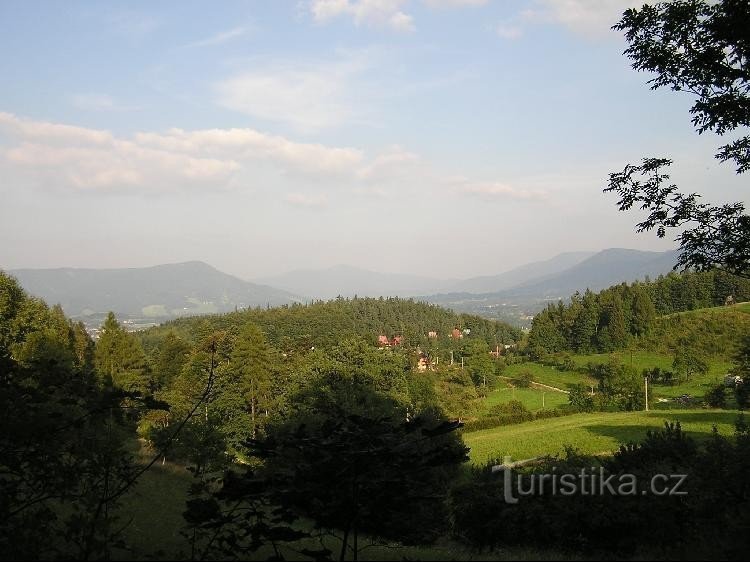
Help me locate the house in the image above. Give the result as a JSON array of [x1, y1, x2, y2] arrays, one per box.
[[417, 352, 431, 372], [451, 328, 462, 340], [725, 374, 743, 387], [428, 331, 438, 339], [392, 335, 403, 346], [377, 335, 391, 347]]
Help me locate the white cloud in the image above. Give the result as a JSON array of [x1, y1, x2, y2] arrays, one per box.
[[355, 145, 420, 181], [527, 0, 641, 37], [134, 127, 364, 176], [309, 0, 415, 31], [422, 0, 487, 7], [183, 27, 249, 49], [459, 179, 548, 201], [496, 24, 523, 40], [71, 93, 139, 112], [0, 112, 364, 192], [285, 193, 328, 207], [0, 112, 550, 210], [215, 55, 368, 132]]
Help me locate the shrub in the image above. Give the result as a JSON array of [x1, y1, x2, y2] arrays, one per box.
[[705, 383, 727, 408], [512, 370, 534, 388], [534, 408, 563, 420]]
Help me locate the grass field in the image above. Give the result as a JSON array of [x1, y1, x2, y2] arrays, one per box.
[[571, 350, 733, 400], [662, 301, 750, 318], [483, 385, 569, 413], [504, 361, 595, 390], [114, 451, 571, 561], [463, 409, 742, 465], [115, 460, 193, 560]]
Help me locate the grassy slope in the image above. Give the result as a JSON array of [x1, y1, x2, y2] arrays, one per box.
[[115, 461, 193, 560], [504, 362, 595, 390], [463, 409, 741, 465], [114, 457, 570, 561], [483, 385, 569, 413]]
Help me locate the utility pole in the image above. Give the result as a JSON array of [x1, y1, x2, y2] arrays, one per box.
[[542, 392, 545, 409], [461, 356, 464, 370], [644, 376, 649, 411], [450, 350, 454, 365]]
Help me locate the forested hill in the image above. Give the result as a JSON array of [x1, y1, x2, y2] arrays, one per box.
[[139, 297, 522, 353], [9, 261, 299, 322], [527, 269, 750, 358]]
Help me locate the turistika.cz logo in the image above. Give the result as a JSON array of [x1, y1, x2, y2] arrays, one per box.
[[492, 457, 688, 504]]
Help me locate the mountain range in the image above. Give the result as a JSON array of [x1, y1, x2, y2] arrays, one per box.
[[6, 248, 681, 328], [9, 261, 299, 325]]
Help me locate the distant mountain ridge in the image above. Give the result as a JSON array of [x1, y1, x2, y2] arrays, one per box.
[[421, 248, 681, 327], [500, 248, 681, 297], [9, 261, 299, 323], [254, 264, 457, 300], [6, 248, 680, 330], [447, 251, 596, 294]]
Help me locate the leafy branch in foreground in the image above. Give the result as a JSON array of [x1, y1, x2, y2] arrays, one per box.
[[606, 1, 750, 276], [614, 0, 750, 173], [605, 158, 750, 278]]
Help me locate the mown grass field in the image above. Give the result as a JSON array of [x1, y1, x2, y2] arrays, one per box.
[[483, 385, 569, 413], [502, 350, 732, 408], [504, 361, 595, 390], [571, 350, 733, 400], [463, 409, 741, 465]]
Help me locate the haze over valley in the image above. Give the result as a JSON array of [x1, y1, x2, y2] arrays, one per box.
[[11, 247, 681, 331], [2, 1, 749, 560]]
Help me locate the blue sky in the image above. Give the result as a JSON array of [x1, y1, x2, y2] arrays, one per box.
[[0, 0, 746, 279]]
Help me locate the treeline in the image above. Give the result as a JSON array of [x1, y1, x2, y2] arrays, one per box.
[[527, 269, 750, 357], [4, 268, 750, 560], [141, 296, 521, 354], [0, 272, 139, 559]]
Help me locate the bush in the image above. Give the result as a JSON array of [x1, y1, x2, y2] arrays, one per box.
[[558, 355, 576, 372], [568, 383, 595, 413], [512, 371, 534, 388], [705, 383, 727, 408], [534, 408, 563, 420]]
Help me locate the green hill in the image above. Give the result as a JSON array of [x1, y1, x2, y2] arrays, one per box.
[[139, 297, 522, 353]]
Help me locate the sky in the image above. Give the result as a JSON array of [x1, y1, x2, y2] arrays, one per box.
[[0, 0, 747, 280]]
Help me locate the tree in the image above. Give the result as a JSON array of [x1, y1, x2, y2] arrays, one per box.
[[152, 331, 191, 390], [593, 358, 645, 411], [460, 338, 495, 387], [572, 290, 599, 353], [598, 293, 629, 351], [94, 312, 150, 394], [705, 383, 727, 408], [672, 340, 710, 382], [606, 1, 750, 277], [631, 284, 656, 336], [733, 333, 750, 408], [228, 323, 272, 439], [569, 383, 595, 412]]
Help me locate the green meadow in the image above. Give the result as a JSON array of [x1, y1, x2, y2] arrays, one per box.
[[463, 409, 742, 465]]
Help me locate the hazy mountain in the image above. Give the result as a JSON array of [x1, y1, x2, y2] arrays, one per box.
[[255, 265, 456, 300], [9, 261, 299, 323], [422, 248, 680, 327], [449, 251, 595, 294], [504, 248, 681, 297]]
